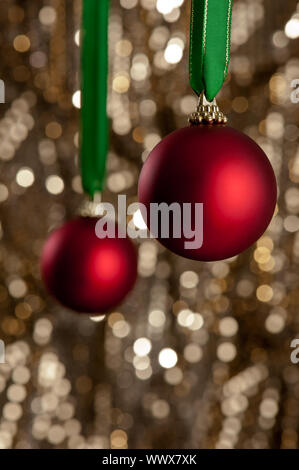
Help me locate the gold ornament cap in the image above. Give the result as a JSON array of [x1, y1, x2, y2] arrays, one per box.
[[188, 92, 227, 126], [78, 192, 103, 218]]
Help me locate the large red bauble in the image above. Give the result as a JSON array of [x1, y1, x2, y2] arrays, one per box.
[[138, 126, 277, 261], [41, 217, 137, 313]]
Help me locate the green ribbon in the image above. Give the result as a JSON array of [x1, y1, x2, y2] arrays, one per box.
[[189, 0, 233, 102], [81, 0, 109, 197]]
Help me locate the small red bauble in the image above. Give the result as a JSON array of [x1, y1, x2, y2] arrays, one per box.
[[138, 126, 277, 261], [41, 217, 137, 313]]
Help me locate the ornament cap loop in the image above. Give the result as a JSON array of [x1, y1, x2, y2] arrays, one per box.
[[79, 191, 103, 217], [188, 91, 228, 126]]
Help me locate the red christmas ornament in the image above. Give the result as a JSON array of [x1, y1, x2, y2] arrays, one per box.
[[138, 125, 277, 261], [41, 217, 137, 313]]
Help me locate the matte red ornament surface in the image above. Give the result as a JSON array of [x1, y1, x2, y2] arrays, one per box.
[[41, 217, 137, 313], [138, 126, 277, 261]]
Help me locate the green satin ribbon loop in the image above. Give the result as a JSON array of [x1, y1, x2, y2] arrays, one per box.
[[189, 0, 233, 102], [81, 0, 109, 197]]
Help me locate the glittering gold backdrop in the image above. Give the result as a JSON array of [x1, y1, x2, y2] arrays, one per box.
[[0, 0, 299, 450]]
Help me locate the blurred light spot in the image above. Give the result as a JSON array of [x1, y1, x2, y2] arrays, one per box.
[[265, 313, 285, 334], [0, 183, 9, 202], [3, 403, 22, 421], [177, 309, 194, 327], [144, 133, 160, 151], [159, 348, 177, 369], [217, 342, 236, 363], [133, 209, 147, 230], [133, 338, 152, 356], [72, 90, 81, 109], [149, 309, 166, 328], [112, 320, 131, 338], [8, 279, 27, 298], [256, 284, 273, 302], [74, 30, 80, 46], [39, 6, 57, 26], [285, 17, 299, 39], [140, 99, 157, 117], [164, 42, 183, 64], [45, 175, 64, 195], [152, 399, 170, 419], [164, 367, 183, 385], [16, 167, 35, 188], [133, 356, 150, 371], [45, 122, 62, 139], [113, 74, 130, 93], [89, 315, 106, 323], [180, 271, 199, 288], [272, 30, 289, 48], [115, 39, 133, 57], [13, 35, 30, 52], [219, 317, 238, 337], [260, 398, 279, 418], [184, 344, 203, 363]]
